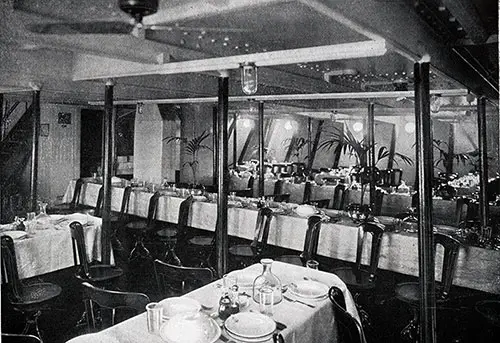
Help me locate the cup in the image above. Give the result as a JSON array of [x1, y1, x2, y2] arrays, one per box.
[[223, 274, 237, 291], [259, 286, 274, 316], [146, 302, 163, 334], [306, 260, 319, 270]]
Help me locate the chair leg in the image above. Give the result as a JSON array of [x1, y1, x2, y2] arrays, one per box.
[[163, 238, 182, 266], [401, 306, 419, 342], [128, 232, 151, 261], [22, 310, 43, 341]]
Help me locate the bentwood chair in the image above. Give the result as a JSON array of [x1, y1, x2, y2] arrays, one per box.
[[303, 181, 331, 208], [47, 178, 93, 215], [265, 180, 291, 203], [329, 286, 365, 343], [125, 191, 162, 261], [231, 175, 255, 198], [228, 207, 274, 269], [156, 195, 194, 266], [153, 259, 214, 296], [1, 334, 42, 343], [81, 281, 150, 331], [1, 236, 62, 341], [69, 221, 123, 284], [275, 215, 322, 266], [331, 184, 348, 210], [395, 233, 461, 341]]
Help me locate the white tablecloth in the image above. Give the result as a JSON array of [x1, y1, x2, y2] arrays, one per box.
[[66, 261, 361, 343], [64, 180, 500, 294], [2, 213, 107, 279]]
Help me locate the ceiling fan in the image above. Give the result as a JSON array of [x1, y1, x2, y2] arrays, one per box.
[[26, 0, 249, 37]]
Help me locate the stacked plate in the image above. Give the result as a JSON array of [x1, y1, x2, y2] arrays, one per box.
[[288, 280, 329, 299], [224, 312, 276, 343]]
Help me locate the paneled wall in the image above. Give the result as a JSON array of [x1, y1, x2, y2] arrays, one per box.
[[38, 104, 81, 204]]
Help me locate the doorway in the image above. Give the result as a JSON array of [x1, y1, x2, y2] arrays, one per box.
[[80, 109, 103, 177]]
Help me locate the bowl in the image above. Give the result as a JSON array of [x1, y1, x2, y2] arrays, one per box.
[[160, 312, 221, 343], [158, 297, 201, 319]]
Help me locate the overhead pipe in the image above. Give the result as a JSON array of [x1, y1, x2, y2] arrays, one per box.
[[258, 101, 265, 197], [414, 61, 437, 343], [477, 96, 490, 237], [216, 74, 229, 277], [30, 88, 40, 212]]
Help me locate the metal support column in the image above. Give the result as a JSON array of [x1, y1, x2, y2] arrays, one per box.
[[212, 106, 218, 188], [233, 111, 238, 168], [414, 62, 437, 343], [477, 96, 490, 233], [30, 89, 40, 212], [101, 80, 114, 264], [367, 102, 376, 208], [258, 101, 265, 197], [216, 75, 229, 277]]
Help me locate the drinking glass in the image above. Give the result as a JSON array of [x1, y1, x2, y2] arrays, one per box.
[[259, 286, 274, 316], [223, 274, 237, 292], [146, 302, 163, 334], [306, 260, 319, 270]]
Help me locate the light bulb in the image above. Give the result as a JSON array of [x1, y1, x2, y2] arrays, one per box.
[[404, 122, 415, 133], [352, 121, 363, 132], [241, 63, 258, 95]]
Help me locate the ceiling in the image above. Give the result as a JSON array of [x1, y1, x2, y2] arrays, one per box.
[[0, 0, 497, 114]]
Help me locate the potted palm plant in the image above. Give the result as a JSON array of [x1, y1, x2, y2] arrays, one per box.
[[163, 130, 212, 186]]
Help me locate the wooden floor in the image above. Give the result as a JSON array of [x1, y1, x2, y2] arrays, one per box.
[[2, 230, 499, 343]]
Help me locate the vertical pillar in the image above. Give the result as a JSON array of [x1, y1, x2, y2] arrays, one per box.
[[307, 117, 312, 173], [101, 80, 114, 264], [477, 96, 490, 232], [30, 88, 40, 212], [0, 93, 4, 139], [233, 111, 238, 168], [414, 61, 437, 343], [367, 102, 376, 208], [212, 105, 218, 187], [216, 74, 229, 277], [258, 101, 265, 197]]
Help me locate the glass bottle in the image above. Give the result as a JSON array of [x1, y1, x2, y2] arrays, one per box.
[[252, 259, 282, 305]]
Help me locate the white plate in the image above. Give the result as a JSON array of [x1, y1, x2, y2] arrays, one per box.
[[193, 195, 207, 201], [289, 280, 329, 299], [158, 297, 201, 319], [160, 312, 221, 343], [294, 205, 316, 217], [224, 312, 276, 339], [2, 231, 28, 240], [225, 329, 273, 343]]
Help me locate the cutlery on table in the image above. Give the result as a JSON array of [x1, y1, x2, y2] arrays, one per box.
[[282, 293, 315, 308]]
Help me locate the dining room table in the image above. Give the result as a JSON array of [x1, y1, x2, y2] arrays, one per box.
[[63, 179, 500, 295], [65, 261, 361, 343], [0, 212, 110, 280]]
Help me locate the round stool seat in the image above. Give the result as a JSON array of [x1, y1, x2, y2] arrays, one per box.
[[333, 267, 377, 290], [75, 265, 124, 283], [125, 221, 148, 231], [475, 300, 500, 328], [157, 228, 177, 238], [188, 236, 213, 246], [11, 283, 62, 309], [229, 245, 254, 257]]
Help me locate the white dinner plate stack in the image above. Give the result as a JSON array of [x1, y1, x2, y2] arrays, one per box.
[[224, 312, 276, 343], [288, 280, 329, 299]]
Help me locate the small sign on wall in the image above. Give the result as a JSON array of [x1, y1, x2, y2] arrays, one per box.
[[58, 112, 71, 127]]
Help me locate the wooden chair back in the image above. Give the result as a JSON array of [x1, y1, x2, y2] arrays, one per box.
[[175, 196, 194, 244], [354, 222, 385, 283], [302, 181, 312, 204], [332, 184, 348, 210], [118, 186, 133, 223], [70, 178, 85, 209], [434, 233, 461, 300], [328, 286, 365, 343], [1, 235, 22, 301], [81, 281, 150, 329], [273, 179, 284, 195], [250, 207, 274, 254], [153, 259, 214, 295], [69, 221, 91, 278], [94, 186, 104, 217], [146, 191, 162, 228], [299, 215, 323, 263]]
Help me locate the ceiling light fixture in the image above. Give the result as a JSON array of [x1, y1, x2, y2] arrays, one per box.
[[240, 62, 258, 95]]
